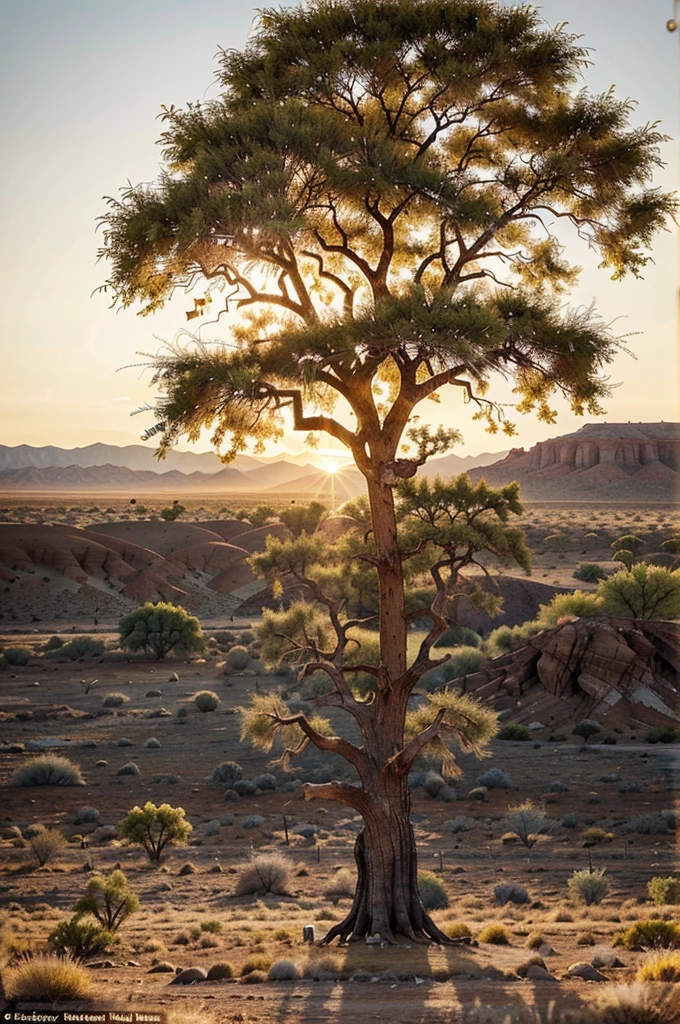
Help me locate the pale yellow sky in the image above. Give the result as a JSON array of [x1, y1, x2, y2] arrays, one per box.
[[0, 0, 677, 461]]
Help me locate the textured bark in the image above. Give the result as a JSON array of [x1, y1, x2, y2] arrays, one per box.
[[320, 774, 451, 945]]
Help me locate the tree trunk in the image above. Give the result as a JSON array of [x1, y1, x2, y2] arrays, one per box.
[[321, 774, 450, 945]]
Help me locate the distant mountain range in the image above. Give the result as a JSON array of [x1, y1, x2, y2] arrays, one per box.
[[0, 443, 507, 494]]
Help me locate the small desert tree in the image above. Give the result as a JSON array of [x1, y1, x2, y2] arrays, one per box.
[[73, 870, 140, 932], [99, 0, 674, 942], [117, 802, 192, 864], [279, 501, 328, 538], [599, 565, 680, 620], [118, 602, 204, 660]]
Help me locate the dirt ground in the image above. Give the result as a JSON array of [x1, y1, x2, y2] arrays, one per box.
[[1, 646, 678, 1023]]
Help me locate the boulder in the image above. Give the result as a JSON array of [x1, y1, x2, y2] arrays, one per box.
[[565, 962, 607, 982], [171, 967, 207, 985]]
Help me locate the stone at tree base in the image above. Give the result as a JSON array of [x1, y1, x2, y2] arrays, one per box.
[[565, 962, 607, 981], [171, 967, 207, 985]]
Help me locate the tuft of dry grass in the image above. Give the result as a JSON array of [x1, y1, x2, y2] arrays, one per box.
[[5, 955, 92, 1001], [477, 923, 511, 945], [637, 952, 680, 982]]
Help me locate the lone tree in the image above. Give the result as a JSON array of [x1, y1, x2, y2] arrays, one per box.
[[99, 0, 674, 942], [117, 802, 192, 865]]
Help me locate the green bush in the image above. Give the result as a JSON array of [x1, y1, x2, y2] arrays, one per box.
[[418, 871, 449, 910], [611, 534, 643, 555], [12, 755, 85, 787], [573, 719, 601, 742], [59, 637, 105, 660], [194, 689, 220, 712], [660, 537, 680, 555], [209, 761, 243, 787], [497, 724, 531, 741], [43, 635, 64, 652], [573, 563, 608, 583], [536, 591, 604, 627], [117, 802, 192, 864], [160, 501, 186, 521], [567, 868, 610, 905], [226, 645, 250, 670], [119, 602, 204, 661], [648, 877, 680, 906], [616, 920, 680, 950], [48, 915, 116, 960], [485, 622, 541, 658], [434, 625, 482, 648], [598, 564, 680, 619], [478, 924, 511, 945], [441, 646, 487, 680], [74, 870, 140, 931], [647, 727, 679, 744], [4, 646, 31, 666], [628, 812, 674, 835]]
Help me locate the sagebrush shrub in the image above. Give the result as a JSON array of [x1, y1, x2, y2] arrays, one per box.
[[240, 954, 272, 976], [268, 959, 299, 981], [73, 806, 99, 824], [478, 924, 511, 945], [594, 983, 680, 1024], [496, 724, 531, 741], [617, 920, 680, 950], [206, 962, 233, 980], [60, 637, 105, 660], [636, 951, 680, 982], [443, 815, 473, 834], [326, 869, 355, 900], [194, 690, 220, 712], [3, 646, 31, 666], [102, 692, 129, 708], [12, 755, 85, 787], [4, 955, 92, 1001], [235, 854, 292, 896], [226, 645, 250, 670], [209, 761, 243, 786], [567, 868, 610, 905], [418, 871, 449, 910], [494, 883, 529, 906], [499, 802, 549, 848], [477, 767, 514, 789], [443, 921, 472, 940], [629, 813, 674, 835], [26, 826, 66, 867]]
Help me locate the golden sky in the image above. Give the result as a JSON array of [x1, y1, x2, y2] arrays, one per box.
[[0, 0, 677, 460]]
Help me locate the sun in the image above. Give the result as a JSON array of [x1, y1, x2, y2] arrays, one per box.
[[324, 459, 340, 474]]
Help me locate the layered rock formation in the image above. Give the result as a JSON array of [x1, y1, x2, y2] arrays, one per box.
[[469, 423, 680, 501], [459, 618, 679, 735]]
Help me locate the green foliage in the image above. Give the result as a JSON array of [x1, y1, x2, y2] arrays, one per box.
[[660, 537, 680, 555], [647, 728, 679, 744], [497, 724, 531, 742], [440, 646, 487, 682], [499, 802, 549, 848], [567, 868, 610, 906], [418, 871, 449, 910], [648, 877, 680, 906], [209, 761, 243, 787], [3, 646, 31, 666], [226, 644, 251, 670], [48, 916, 116, 961], [573, 719, 601, 741], [617, 920, 680, 950], [611, 534, 644, 555], [73, 870, 140, 931], [405, 690, 498, 779], [245, 505, 277, 528], [636, 951, 680, 982], [43, 635, 64, 652], [12, 754, 85, 787], [159, 501, 185, 521], [119, 602, 204, 660], [434, 625, 482, 649], [612, 549, 633, 570], [573, 563, 608, 583], [536, 590, 604, 626], [485, 622, 542, 657], [59, 637, 105, 660], [279, 501, 327, 538], [117, 801, 192, 864], [478, 924, 511, 945], [194, 689, 220, 712], [598, 564, 680, 619]]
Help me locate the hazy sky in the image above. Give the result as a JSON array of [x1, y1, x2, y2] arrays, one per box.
[[0, 0, 677, 459]]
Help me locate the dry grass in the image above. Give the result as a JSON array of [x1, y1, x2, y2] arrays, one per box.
[[4, 955, 92, 1001]]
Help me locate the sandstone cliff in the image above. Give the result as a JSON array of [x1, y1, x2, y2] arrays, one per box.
[[469, 423, 680, 501]]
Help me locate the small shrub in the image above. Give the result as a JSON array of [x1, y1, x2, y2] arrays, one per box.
[[12, 754, 85, 787], [636, 951, 680, 982], [647, 728, 679, 744], [594, 983, 680, 1024], [494, 883, 529, 906], [499, 802, 548, 848], [478, 924, 511, 945], [119, 601, 203, 660], [4, 646, 31, 666], [573, 719, 602, 743], [526, 932, 545, 950], [617, 920, 680, 950], [116, 762, 140, 776], [252, 773, 277, 791], [48, 915, 116, 960], [73, 870, 139, 931], [304, 955, 341, 980], [441, 646, 487, 680], [194, 690, 220, 712], [648, 877, 680, 906], [4, 955, 92, 1001], [201, 920, 222, 934], [242, 815, 264, 830], [326, 869, 355, 900], [26, 826, 66, 867], [443, 816, 473, 834], [117, 801, 192, 864], [423, 771, 447, 797], [235, 853, 292, 896], [209, 761, 244, 786], [443, 921, 472, 940], [576, 930, 596, 946], [43, 635, 64, 652], [618, 780, 641, 793], [477, 767, 514, 789], [206, 962, 233, 980], [418, 871, 449, 910], [226, 645, 250, 670], [60, 637, 105, 660], [268, 959, 299, 981], [567, 868, 610, 906], [582, 827, 615, 845], [629, 813, 673, 835], [241, 954, 272, 976], [496, 724, 531, 742], [573, 563, 608, 583], [434, 625, 482, 648], [74, 806, 99, 825], [550, 781, 568, 792], [144, 737, 161, 749], [102, 692, 129, 708]]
